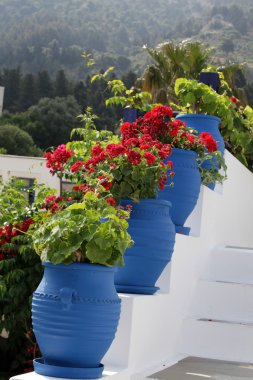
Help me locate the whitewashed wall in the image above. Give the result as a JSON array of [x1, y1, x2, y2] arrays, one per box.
[[0, 86, 4, 116], [0, 154, 60, 192]]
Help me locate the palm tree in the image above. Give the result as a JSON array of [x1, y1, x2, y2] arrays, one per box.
[[140, 40, 211, 103]]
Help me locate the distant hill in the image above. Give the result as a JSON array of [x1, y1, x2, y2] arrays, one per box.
[[1, 0, 253, 79]]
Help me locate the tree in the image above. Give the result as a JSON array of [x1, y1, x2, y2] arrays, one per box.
[[26, 96, 81, 149], [19, 73, 37, 111], [141, 41, 210, 102], [54, 70, 69, 97], [1, 68, 22, 112], [0, 124, 42, 156], [73, 81, 87, 110], [37, 70, 53, 99]]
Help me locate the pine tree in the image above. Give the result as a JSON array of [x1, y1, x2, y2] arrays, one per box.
[[37, 70, 53, 99], [73, 81, 87, 111], [54, 69, 69, 97], [19, 73, 36, 111], [2, 68, 22, 112]]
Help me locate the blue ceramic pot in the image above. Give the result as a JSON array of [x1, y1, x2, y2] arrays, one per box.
[[32, 263, 121, 379], [115, 199, 175, 295], [176, 114, 225, 155], [123, 107, 144, 122], [157, 148, 201, 235], [176, 114, 225, 189], [199, 72, 220, 91]]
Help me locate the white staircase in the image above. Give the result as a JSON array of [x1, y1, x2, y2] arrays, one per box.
[[180, 245, 253, 363], [10, 151, 253, 379]]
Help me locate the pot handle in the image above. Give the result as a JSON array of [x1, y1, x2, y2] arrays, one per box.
[[59, 287, 77, 310]]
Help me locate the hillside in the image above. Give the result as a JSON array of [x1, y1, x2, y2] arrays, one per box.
[[1, 0, 253, 79]]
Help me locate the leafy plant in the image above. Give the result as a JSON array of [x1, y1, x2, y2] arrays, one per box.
[[220, 97, 253, 170], [105, 79, 152, 111], [174, 78, 234, 130], [0, 180, 46, 374], [31, 192, 132, 266]]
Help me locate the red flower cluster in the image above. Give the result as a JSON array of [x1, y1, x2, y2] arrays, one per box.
[[98, 175, 113, 190], [230, 96, 239, 106], [199, 132, 218, 153], [144, 105, 173, 120], [106, 197, 116, 207], [71, 161, 86, 173], [44, 144, 74, 174], [120, 106, 219, 156], [42, 194, 75, 213], [72, 183, 94, 194], [0, 219, 34, 261]]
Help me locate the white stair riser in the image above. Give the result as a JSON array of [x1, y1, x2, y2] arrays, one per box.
[[181, 319, 253, 363], [206, 248, 253, 284], [191, 280, 253, 322]]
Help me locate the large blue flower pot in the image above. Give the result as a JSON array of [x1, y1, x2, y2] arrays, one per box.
[[157, 148, 201, 235], [176, 114, 225, 189], [32, 263, 121, 379], [176, 114, 225, 155], [115, 199, 175, 295]]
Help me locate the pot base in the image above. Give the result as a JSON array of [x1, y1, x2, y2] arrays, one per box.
[[115, 284, 159, 295], [175, 225, 191, 235], [33, 358, 104, 379]]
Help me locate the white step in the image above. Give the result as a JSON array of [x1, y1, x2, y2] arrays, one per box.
[[206, 246, 253, 284], [148, 356, 253, 380], [10, 368, 130, 380], [181, 318, 253, 363], [191, 280, 253, 323]]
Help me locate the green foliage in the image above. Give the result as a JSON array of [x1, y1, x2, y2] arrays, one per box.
[[198, 151, 228, 186], [31, 192, 132, 266], [0, 180, 29, 225], [106, 79, 152, 111], [0, 124, 42, 157], [174, 78, 234, 129], [0, 180, 43, 373], [1, 0, 253, 82], [25, 96, 81, 149], [141, 41, 210, 103], [220, 101, 253, 170], [66, 107, 118, 172]]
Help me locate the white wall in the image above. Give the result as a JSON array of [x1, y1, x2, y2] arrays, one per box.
[[0, 154, 60, 192], [0, 86, 4, 116]]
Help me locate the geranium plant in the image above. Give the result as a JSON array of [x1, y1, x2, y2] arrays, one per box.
[[31, 191, 132, 266], [65, 134, 173, 203], [118, 105, 226, 185]]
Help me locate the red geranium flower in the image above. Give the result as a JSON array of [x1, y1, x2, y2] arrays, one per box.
[[106, 197, 116, 207], [91, 145, 103, 157], [98, 176, 113, 190], [143, 152, 156, 165], [71, 161, 86, 173], [199, 132, 218, 152], [230, 96, 239, 105], [126, 150, 142, 165]]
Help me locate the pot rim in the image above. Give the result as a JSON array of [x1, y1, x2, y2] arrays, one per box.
[[42, 262, 116, 272], [175, 113, 221, 122], [121, 198, 172, 208], [172, 147, 198, 157]]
